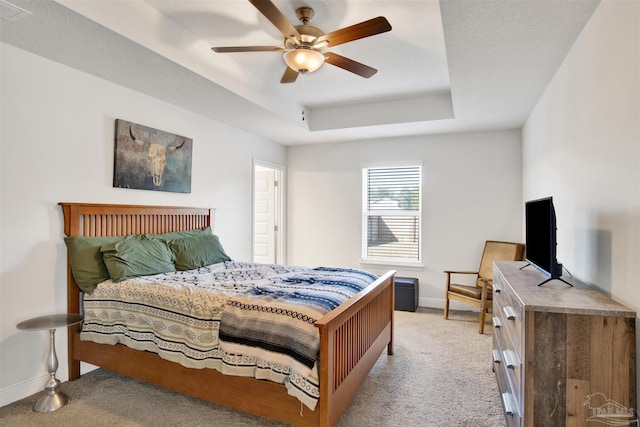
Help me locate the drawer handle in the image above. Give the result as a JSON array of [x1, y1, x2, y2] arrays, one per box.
[[502, 350, 519, 369], [493, 317, 502, 329], [502, 392, 516, 416], [503, 306, 517, 320], [492, 349, 502, 364]]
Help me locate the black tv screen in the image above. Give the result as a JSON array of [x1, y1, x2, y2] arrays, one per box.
[[525, 197, 562, 278]]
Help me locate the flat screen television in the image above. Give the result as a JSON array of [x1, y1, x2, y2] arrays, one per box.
[[524, 197, 570, 286]]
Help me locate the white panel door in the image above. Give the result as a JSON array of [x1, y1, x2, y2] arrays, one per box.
[[253, 169, 276, 264]]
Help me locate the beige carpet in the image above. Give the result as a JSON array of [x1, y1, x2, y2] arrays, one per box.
[[0, 308, 506, 427]]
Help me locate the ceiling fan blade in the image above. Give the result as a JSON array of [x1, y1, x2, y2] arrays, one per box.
[[250, 0, 301, 42], [324, 52, 377, 78], [280, 66, 299, 84], [212, 46, 284, 53], [315, 16, 391, 48]]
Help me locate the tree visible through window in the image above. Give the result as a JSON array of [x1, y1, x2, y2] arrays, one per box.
[[362, 165, 421, 263]]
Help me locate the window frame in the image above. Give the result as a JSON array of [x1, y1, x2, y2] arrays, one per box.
[[361, 162, 423, 268]]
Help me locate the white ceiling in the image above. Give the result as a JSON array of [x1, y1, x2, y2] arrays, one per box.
[[1, 0, 600, 145]]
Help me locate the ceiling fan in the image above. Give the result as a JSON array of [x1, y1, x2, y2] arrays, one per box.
[[212, 0, 392, 84]]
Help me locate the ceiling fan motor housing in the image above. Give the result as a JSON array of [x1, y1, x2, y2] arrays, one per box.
[[296, 6, 314, 24], [286, 24, 324, 48]]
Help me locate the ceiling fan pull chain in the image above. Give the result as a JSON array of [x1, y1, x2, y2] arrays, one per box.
[[301, 72, 306, 122]]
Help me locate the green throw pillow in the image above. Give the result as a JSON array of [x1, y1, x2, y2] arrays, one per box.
[[169, 234, 231, 271], [64, 235, 125, 293], [143, 226, 212, 242], [101, 236, 176, 282]]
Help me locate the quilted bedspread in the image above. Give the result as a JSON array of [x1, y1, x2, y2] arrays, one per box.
[[81, 261, 377, 410]]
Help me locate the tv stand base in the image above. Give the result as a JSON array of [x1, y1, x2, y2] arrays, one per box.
[[537, 276, 573, 287], [519, 263, 573, 287]]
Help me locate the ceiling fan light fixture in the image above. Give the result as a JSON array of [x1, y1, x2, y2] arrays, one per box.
[[283, 48, 325, 73]]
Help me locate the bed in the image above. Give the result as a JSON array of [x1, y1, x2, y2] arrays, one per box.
[[59, 202, 395, 427]]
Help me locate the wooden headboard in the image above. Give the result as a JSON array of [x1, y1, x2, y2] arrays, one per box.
[[59, 202, 214, 315]]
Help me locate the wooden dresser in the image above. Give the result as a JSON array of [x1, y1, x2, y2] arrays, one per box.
[[492, 261, 636, 427]]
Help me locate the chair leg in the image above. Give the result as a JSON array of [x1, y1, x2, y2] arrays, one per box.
[[444, 294, 450, 319], [478, 280, 489, 334], [444, 272, 451, 320]]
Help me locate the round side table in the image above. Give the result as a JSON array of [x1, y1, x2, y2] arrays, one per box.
[[16, 313, 83, 413]]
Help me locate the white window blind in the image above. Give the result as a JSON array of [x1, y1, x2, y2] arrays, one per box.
[[362, 165, 421, 263]]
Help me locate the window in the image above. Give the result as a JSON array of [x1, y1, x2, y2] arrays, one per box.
[[362, 165, 422, 264]]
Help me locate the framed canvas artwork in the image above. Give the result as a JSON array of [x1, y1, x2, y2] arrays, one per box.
[[113, 119, 192, 193]]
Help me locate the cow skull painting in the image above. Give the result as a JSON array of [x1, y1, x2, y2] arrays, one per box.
[[113, 119, 192, 193], [129, 127, 186, 187]]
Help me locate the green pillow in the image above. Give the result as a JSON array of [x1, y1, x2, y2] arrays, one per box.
[[64, 235, 125, 293], [169, 234, 231, 271], [143, 226, 212, 243], [101, 236, 176, 282]]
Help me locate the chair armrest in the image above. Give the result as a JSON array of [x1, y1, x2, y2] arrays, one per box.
[[444, 270, 480, 291]]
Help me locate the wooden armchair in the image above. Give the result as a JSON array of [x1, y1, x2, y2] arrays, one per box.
[[444, 240, 525, 334]]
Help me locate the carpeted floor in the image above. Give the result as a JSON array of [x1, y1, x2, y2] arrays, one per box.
[[0, 308, 506, 427]]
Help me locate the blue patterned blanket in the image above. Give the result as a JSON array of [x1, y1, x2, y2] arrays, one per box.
[[218, 266, 378, 373]]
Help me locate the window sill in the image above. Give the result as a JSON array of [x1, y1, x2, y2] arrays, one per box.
[[360, 259, 424, 270]]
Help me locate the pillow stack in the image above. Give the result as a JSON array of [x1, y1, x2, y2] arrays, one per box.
[[64, 227, 230, 293]]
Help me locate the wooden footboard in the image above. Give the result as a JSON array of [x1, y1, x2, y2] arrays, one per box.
[[60, 202, 395, 427], [316, 270, 395, 427]]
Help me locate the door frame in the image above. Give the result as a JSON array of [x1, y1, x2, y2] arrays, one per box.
[[252, 159, 286, 264]]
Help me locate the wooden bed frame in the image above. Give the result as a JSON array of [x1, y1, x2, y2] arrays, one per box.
[[60, 202, 395, 427]]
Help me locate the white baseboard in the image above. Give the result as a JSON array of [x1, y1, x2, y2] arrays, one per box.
[[418, 297, 481, 312], [0, 370, 51, 407], [0, 363, 99, 408]]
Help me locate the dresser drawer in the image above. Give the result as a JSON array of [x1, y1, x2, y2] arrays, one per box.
[[493, 334, 521, 427], [493, 319, 523, 414], [493, 276, 523, 357], [492, 333, 509, 392]]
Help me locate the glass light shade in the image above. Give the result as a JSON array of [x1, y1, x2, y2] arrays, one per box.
[[283, 48, 325, 73]]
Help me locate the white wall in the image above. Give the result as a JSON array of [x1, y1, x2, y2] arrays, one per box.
[[287, 130, 523, 306], [0, 43, 286, 405], [522, 0, 639, 408], [523, 0, 639, 310]]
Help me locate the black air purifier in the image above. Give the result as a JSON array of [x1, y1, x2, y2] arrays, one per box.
[[394, 277, 419, 312]]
